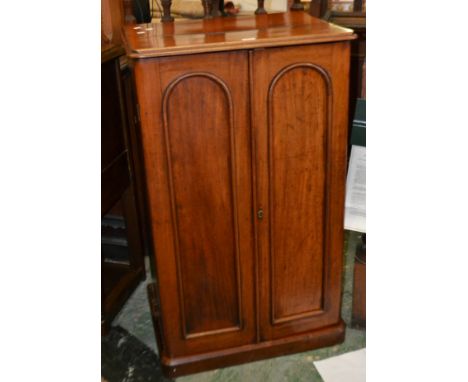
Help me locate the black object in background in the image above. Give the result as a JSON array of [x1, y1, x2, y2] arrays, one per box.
[[134, 0, 152, 23], [350, 98, 366, 147]]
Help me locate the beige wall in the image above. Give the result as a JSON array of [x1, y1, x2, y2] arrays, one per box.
[[238, 0, 287, 12]]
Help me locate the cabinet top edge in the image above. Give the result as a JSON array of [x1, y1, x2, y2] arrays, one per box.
[[101, 43, 125, 63], [122, 12, 356, 59]]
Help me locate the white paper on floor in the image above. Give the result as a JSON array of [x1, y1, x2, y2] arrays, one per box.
[[314, 348, 366, 382], [344, 145, 366, 233]]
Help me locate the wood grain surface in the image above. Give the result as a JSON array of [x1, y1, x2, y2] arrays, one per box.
[[251, 42, 350, 341], [134, 51, 257, 357], [129, 13, 352, 377], [122, 12, 355, 58]]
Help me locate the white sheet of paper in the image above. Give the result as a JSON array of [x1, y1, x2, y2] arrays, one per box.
[[344, 145, 366, 233], [314, 348, 366, 382]]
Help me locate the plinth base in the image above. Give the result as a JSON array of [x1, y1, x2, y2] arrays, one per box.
[[159, 320, 345, 378]]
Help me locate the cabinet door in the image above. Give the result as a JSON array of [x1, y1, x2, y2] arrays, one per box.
[[134, 51, 256, 356], [251, 43, 350, 340]]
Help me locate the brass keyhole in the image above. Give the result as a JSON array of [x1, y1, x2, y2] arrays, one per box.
[[257, 208, 264, 220]]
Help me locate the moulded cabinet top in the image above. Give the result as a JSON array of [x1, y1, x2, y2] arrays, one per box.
[[101, 43, 125, 63], [122, 12, 355, 58]]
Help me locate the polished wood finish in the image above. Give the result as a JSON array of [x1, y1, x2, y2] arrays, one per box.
[[133, 51, 256, 356], [101, 43, 125, 63], [101, 44, 146, 334], [122, 13, 355, 58], [164, 73, 244, 337], [352, 235, 366, 328], [125, 13, 354, 377], [120, 66, 153, 257], [102, 250, 143, 335], [323, 10, 366, 127], [162, 315, 343, 378], [101, 0, 125, 45], [122, 0, 136, 24], [252, 42, 350, 341], [309, 0, 329, 18], [101, 45, 129, 216]]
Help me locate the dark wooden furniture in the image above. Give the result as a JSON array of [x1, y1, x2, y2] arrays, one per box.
[[102, 0, 126, 45], [307, 2, 367, 127], [308, 0, 328, 18], [101, 43, 146, 334], [156, 0, 296, 20], [123, 12, 355, 377], [352, 234, 366, 327], [348, 99, 365, 328], [323, 10, 366, 130]]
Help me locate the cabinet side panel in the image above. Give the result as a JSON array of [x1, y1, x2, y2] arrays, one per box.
[[164, 75, 241, 337], [269, 66, 329, 323]]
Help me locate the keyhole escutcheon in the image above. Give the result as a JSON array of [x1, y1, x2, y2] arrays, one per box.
[[257, 208, 264, 220]]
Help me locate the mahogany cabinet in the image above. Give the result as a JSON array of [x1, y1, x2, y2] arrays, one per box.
[[123, 12, 355, 377]]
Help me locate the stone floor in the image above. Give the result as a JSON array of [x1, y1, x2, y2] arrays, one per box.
[[103, 231, 366, 382]]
